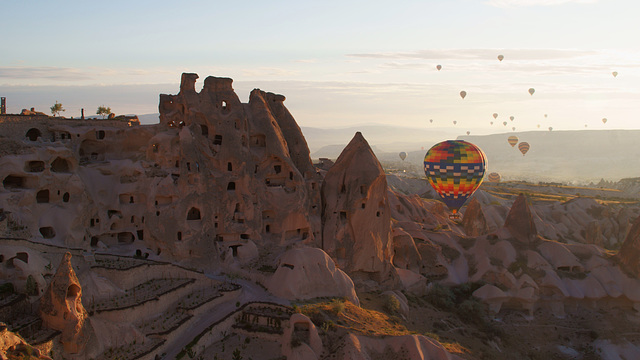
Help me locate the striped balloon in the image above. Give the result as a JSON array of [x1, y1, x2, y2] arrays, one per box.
[[424, 140, 487, 214], [488, 172, 501, 182], [518, 142, 530, 156], [508, 135, 518, 147]]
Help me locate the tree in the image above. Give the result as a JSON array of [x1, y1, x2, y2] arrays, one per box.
[[50, 101, 65, 116], [96, 105, 111, 119]]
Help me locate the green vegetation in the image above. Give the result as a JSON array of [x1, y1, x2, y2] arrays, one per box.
[[50, 101, 65, 116], [383, 293, 400, 315], [97, 105, 111, 119], [25, 275, 38, 296]]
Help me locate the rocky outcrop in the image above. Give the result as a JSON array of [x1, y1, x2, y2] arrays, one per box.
[[39, 252, 91, 354], [462, 197, 488, 237], [266, 247, 359, 305], [281, 313, 323, 360], [334, 333, 461, 360], [0, 324, 52, 360], [321, 132, 398, 287], [502, 193, 538, 246], [617, 215, 640, 277]]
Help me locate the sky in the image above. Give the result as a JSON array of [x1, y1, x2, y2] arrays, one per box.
[[1, 0, 639, 135]]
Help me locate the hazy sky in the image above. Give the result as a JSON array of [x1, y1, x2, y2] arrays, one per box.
[[1, 0, 638, 134]]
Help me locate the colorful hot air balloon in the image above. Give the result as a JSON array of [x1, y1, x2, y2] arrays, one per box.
[[399, 152, 407, 161], [612, 71, 618, 77], [488, 172, 501, 183], [466, 131, 471, 135], [437, 65, 442, 71], [510, 116, 514, 121], [518, 142, 530, 156], [498, 54, 504, 61], [602, 118, 607, 124], [493, 113, 498, 119], [430, 119, 434, 123], [423, 140, 487, 217], [528, 88, 535, 96], [490, 121, 494, 125], [508, 135, 518, 147], [544, 114, 548, 118], [537, 124, 541, 128], [460, 91, 467, 99], [503, 121, 507, 126], [548, 127, 553, 131], [453, 120, 457, 125]]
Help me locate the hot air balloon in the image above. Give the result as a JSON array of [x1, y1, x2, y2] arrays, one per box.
[[493, 113, 498, 119], [508, 135, 518, 147], [548, 127, 553, 131], [453, 120, 457, 125], [537, 124, 541, 128], [460, 91, 467, 99], [612, 71, 618, 77], [602, 118, 607, 124], [430, 119, 433, 123], [399, 152, 407, 161], [544, 114, 548, 118], [466, 131, 471, 135], [518, 142, 530, 156], [437, 65, 442, 71], [488, 172, 501, 183], [510, 116, 514, 121], [528, 88, 535, 96], [503, 121, 507, 126], [498, 55, 504, 61], [512, 127, 516, 131], [423, 140, 487, 218], [585, 124, 588, 128], [490, 121, 494, 125]]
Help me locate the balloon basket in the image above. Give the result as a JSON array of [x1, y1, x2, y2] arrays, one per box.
[[448, 214, 460, 220]]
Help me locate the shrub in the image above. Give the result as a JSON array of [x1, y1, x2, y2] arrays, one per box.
[[383, 294, 400, 315], [330, 298, 345, 315]]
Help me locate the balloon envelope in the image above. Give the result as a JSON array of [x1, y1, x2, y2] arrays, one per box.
[[508, 135, 518, 147], [518, 142, 530, 155], [510, 116, 514, 121], [493, 113, 498, 119], [498, 55, 504, 61], [602, 118, 607, 124], [488, 172, 501, 182], [459, 91, 467, 99], [512, 127, 516, 131], [424, 140, 487, 213], [466, 131, 470, 135], [399, 152, 407, 161], [453, 120, 457, 125], [612, 71, 618, 77], [528, 88, 535, 95], [503, 121, 507, 126], [430, 119, 433, 123], [548, 127, 553, 131], [437, 65, 442, 71]]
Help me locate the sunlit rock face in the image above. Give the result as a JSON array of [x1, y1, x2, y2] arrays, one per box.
[[462, 197, 489, 237], [321, 132, 398, 288], [617, 216, 640, 277], [502, 193, 538, 246], [39, 252, 91, 354]]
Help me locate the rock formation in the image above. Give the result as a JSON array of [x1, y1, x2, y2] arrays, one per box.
[[461, 197, 488, 237], [617, 215, 640, 277], [0, 324, 52, 360], [281, 313, 323, 360], [321, 132, 397, 287], [39, 252, 91, 354], [502, 193, 538, 246], [266, 247, 359, 305]]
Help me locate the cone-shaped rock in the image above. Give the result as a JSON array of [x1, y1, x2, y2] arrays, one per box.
[[321, 132, 397, 285], [39, 252, 91, 354], [617, 215, 640, 277], [462, 197, 489, 237], [503, 194, 538, 245]]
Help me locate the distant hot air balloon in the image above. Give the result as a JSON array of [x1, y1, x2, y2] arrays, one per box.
[[503, 121, 507, 126], [508, 135, 518, 147], [466, 131, 471, 135], [612, 71, 618, 77], [602, 118, 607, 124], [518, 142, 530, 156], [399, 152, 407, 161], [430, 119, 433, 123], [537, 124, 541, 128], [548, 127, 553, 131], [490, 121, 494, 125], [453, 120, 457, 125], [437, 65, 442, 71], [460, 91, 467, 99], [585, 124, 588, 128], [510, 116, 515, 121], [424, 140, 487, 218], [512, 127, 516, 131], [544, 114, 548, 118], [488, 172, 501, 183], [497, 54, 504, 61], [493, 113, 498, 119], [528, 88, 535, 96], [421, 147, 424, 150]]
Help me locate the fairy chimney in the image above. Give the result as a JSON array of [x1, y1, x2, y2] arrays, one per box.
[[503, 194, 538, 246]]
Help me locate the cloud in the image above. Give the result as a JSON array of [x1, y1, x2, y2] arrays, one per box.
[[0, 66, 92, 81], [347, 48, 597, 61], [240, 67, 299, 78], [293, 59, 317, 63], [484, 0, 597, 7]]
